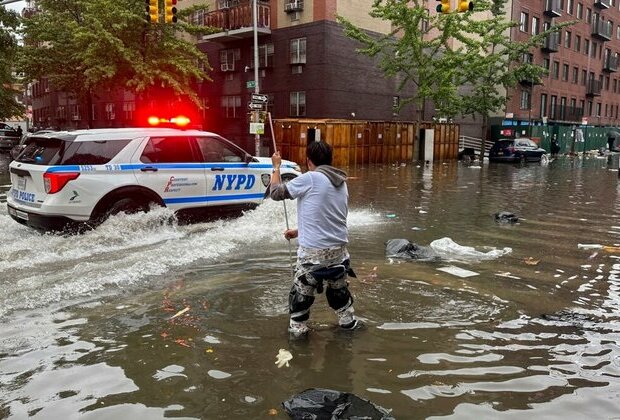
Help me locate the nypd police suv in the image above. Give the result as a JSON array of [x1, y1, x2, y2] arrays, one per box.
[[6, 127, 300, 232]]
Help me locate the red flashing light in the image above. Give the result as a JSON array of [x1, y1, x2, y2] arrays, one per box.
[[171, 115, 190, 127], [147, 115, 191, 128], [44, 172, 80, 194]]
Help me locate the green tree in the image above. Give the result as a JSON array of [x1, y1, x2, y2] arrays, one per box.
[[339, 0, 571, 158], [454, 0, 572, 157], [338, 1, 463, 122], [0, 6, 24, 121], [19, 0, 215, 128]]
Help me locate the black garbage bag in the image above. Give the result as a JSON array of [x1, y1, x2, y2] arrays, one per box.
[[385, 238, 439, 261], [282, 388, 395, 420], [494, 212, 518, 224]]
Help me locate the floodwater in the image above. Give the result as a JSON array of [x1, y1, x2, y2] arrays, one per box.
[[1, 153, 620, 419]]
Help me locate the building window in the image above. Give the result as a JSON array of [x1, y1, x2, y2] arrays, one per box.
[[532, 17, 539, 35], [564, 31, 572, 48], [568, 0, 574, 14], [617, 25, 620, 39], [540, 94, 548, 117], [586, 8, 592, 24], [572, 66, 579, 83], [290, 38, 307, 64], [581, 69, 587, 85], [220, 48, 240, 72], [520, 89, 530, 110], [543, 58, 550, 71], [122, 102, 134, 121], [570, 98, 577, 114], [592, 41, 598, 58], [588, 100, 593, 116], [596, 102, 602, 117], [575, 35, 581, 51], [221, 95, 241, 118], [519, 12, 529, 32], [614, 78, 618, 92], [584, 39, 590, 55], [70, 104, 80, 121], [550, 95, 557, 118], [105, 103, 115, 120], [552, 61, 560, 79], [606, 76, 610, 90], [251, 43, 274, 68], [577, 2, 583, 19], [56, 105, 66, 120], [562, 63, 569, 81], [290, 91, 306, 117], [560, 97, 567, 119]]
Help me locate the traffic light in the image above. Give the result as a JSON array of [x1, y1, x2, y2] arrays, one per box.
[[436, 0, 451, 13], [164, 0, 178, 23], [146, 0, 158, 23], [457, 1, 474, 12]]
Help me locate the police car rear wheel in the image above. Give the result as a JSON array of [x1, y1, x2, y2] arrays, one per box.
[[105, 198, 150, 218]]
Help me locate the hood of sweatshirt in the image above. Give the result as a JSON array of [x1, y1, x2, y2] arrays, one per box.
[[315, 165, 347, 187]]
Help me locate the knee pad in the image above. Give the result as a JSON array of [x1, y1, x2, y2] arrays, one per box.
[[289, 285, 315, 321], [326, 286, 353, 311]]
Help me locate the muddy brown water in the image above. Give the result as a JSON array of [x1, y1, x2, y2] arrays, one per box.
[[1, 154, 620, 419]]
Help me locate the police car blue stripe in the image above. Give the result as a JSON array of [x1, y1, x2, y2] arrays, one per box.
[[45, 163, 292, 172], [164, 193, 264, 204]]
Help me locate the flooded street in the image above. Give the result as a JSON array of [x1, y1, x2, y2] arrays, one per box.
[[1, 153, 620, 419]]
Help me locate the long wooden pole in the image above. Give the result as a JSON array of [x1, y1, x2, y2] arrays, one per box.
[[268, 112, 294, 275]]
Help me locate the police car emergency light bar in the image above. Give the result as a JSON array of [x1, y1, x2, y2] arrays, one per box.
[[147, 115, 191, 127]]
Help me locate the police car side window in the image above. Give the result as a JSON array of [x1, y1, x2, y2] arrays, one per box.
[[61, 140, 131, 165], [195, 136, 244, 163], [140, 137, 197, 163]]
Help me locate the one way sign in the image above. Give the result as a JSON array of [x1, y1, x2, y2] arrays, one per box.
[[251, 93, 268, 103]]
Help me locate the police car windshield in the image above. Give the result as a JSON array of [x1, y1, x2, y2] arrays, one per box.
[[16, 137, 131, 165]]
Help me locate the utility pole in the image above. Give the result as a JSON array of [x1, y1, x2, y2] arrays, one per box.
[[252, 0, 260, 157]]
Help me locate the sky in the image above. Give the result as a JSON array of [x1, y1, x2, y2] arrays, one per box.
[[5, 1, 25, 13]]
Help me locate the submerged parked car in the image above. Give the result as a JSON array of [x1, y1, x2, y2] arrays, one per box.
[[0, 127, 21, 151], [10, 130, 57, 160], [489, 138, 548, 163]]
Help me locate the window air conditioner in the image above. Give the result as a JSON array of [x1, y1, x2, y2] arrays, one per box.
[[285, 1, 303, 12], [220, 63, 234, 72]]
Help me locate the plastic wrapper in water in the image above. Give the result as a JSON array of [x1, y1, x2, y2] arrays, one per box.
[[282, 388, 395, 420]]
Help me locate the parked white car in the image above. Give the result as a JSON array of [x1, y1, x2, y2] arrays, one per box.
[[7, 127, 300, 232]]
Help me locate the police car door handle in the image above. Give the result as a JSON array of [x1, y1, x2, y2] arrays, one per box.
[[210, 167, 225, 171], [140, 166, 158, 172]]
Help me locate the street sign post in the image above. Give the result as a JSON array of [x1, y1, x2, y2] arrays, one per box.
[[246, 80, 256, 89], [251, 93, 268, 103], [248, 102, 264, 110]]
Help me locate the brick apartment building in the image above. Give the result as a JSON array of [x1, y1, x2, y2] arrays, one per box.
[[505, 0, 620, 129], [28, 0, 619, 148], [188, 0, 418, 151]]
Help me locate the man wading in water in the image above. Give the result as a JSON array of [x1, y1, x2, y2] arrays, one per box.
[[270, 142, 359, 337]]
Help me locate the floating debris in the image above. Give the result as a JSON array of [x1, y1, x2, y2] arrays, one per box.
[[578, 244, 603, 250], [275, 349, 293, 368], [170, 306, 190, 320], [437, 265, 479, 278], [524, 257, 540, 266], [496, 272, 521, 280]]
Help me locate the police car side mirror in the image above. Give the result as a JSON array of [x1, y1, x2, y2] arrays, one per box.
[[244, 154, 254, 163]]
